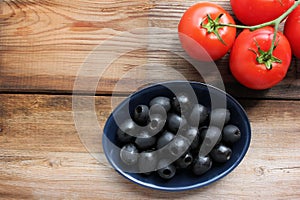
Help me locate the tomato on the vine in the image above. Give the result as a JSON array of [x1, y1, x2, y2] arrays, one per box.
[[284, 5, 300, 58], [178, 2, 236, 61], [229, 27, 292, 90], [230, 0, 295, 25]]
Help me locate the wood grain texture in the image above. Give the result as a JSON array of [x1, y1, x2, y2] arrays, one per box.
[[0, 0, 151, 93], [0, 94, 299, 199], [1, 0, 300, 199], [1, 0, 299, 98]]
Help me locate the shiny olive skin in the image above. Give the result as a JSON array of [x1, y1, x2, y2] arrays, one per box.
[[222, 124, 241, 144], [149, 96, 171, 113], [167, 135, 190, 158], [147, 114, 166, 136], [198, 126, 222, 157], [133, 105, 149, 125], [138, 150, 158, 173], [189, 104, 209, 127], [172, 93, 193, 114], [200, 126, 222, 148], [149, 104, 167, 118], [210, 144, 232, 163], [210, 108, 231, 128], [135, 131, 157, 150], [192, 155, 212, 176], [115, 92, 239, 180], [117, 129, 134, 144], [120, 143, 139, 166], [157, 131, 175, 149], [175, 152, 193, 169], [167, 113, 188, 133], [157, 159, 176, 180], [117, 119, 138, 143], [183, 127, 200, 150]]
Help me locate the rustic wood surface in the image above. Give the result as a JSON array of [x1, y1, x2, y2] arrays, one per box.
[[0, 0, 300, 199], [1, 0, 299, 98], [0, 94, 299, 199]]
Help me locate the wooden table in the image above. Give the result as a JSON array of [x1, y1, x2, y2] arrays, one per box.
[[1, 0, 299, 199]]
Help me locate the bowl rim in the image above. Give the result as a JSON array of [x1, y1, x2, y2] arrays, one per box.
[[102, 81, 251, 191]]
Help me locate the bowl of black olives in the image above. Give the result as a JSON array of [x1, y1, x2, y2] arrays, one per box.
[[103, 81, 251, 191]]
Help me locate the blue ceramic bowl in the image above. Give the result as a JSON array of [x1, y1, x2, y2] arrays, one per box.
[[103, 81, 251, 191]]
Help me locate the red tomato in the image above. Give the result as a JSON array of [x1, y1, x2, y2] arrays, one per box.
[[231, 0, 295, 25], [178, 2, 236, 61], [284, 5, 300, 58], [229, 27, 292, 90]]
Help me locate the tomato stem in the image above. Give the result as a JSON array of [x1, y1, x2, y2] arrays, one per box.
[[201, 14, 227, 45], [249, 39, 282, 70]]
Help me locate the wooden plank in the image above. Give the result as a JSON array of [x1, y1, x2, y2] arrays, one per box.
[[0, 94, 299, 198], [0, 0, 151, 93], [1, 0, 299, 98], [0, 94, 112, 152]]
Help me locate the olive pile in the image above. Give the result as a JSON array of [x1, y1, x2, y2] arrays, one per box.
[[116, 93, 241, 180]]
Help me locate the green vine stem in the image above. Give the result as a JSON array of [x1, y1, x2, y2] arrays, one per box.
[[218, 0, 300, 69], [220, 1, 300, 31], [221, 0, 300, 56], [201, 14, 227, 45]]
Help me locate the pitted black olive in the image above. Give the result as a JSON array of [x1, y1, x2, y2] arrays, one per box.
[[167, 113, 188, 133], [210, 144, 232, 163], [149, 96, 171, 113], [175, 152, 193, 169], [117, 119, 138, 143], [135, 130, 157, 150], [222, 124, 241, 144], [172, 92, 193, 114], [120, 143, 139, 166], [189, 104, 209, 127], [157, 159, 176, 180], [192, 155, 212, 176], [210, 108, 231, 128], [133, 105, 149, 125], [157, 131, 175, 149]]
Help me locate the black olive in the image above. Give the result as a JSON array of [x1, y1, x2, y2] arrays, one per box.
[[210, 108, 231, 128], [172, 92, 193, 114], [135, 131, 157, 150], [167, 113, 188, 133], [189, 104, 209, 127], [182, 126, 200, 150], [192, 155, 212, 176], [138, 150, 158, 173], [133, 105, 149, 125], [149, 104, 167, 118], [200, 126, 222, 144], [222, 124, 241, 144], [210, 144, 232, 163], [175, 152, 193, 169], [167, 135, 190, 158], [199, 126, 222, 156], [120, 143, 139, 166], [157, 159, 176, 180], [156, 131, 175, 149], [149, 96, 171, 113], [147, 114, 166, 136], [117, 119, 138, 143]]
